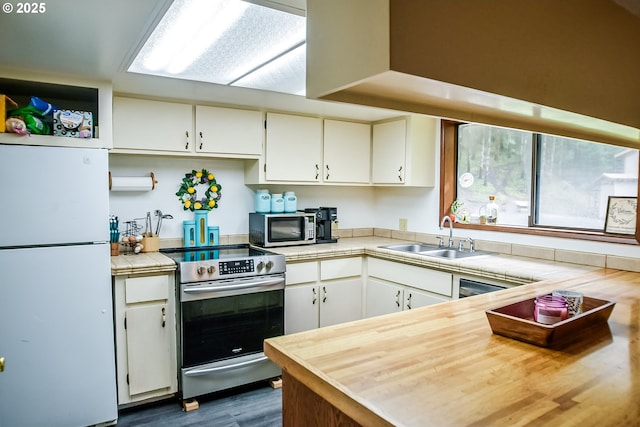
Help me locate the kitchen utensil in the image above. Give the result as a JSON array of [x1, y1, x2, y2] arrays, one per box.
[[145, 211, 152, 237], [154, 210, 173, 236]]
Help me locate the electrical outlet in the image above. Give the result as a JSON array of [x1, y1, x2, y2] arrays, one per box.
[[399, 218, 408, 231]]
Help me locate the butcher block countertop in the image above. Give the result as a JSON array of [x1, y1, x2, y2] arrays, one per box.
[[265, 268, 640, 426]]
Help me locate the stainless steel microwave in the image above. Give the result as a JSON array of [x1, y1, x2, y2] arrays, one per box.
[[249, 212, 316, 247]]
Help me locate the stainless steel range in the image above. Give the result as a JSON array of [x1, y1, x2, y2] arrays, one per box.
[[160, 244, 285, 399]]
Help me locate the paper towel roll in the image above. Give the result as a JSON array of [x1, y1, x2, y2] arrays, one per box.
[[109, 172, 157, 191]]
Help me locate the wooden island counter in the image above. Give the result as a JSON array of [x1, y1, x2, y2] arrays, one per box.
[[265, 269, 640, 426]]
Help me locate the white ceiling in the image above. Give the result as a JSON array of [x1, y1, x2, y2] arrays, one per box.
[[0, 0, 399, 121]]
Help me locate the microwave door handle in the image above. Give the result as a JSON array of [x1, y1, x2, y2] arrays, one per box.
[[183, 278, 284, 294]]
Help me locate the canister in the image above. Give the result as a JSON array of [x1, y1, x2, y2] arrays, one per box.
[[208, 226, 220, 246], [183, 220, 195, 247], [194, 210, 209, 247], [270, 193, 284, 213], [283, 191, 297, 213], [254, 189, 271, 213]]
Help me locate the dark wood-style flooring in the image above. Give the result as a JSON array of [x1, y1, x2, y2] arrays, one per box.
[[117, 382, 282, 426]]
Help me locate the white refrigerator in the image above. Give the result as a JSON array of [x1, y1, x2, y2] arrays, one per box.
[[0, 144, 118, 427]]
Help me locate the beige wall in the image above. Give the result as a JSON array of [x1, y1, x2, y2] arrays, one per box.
[[389, 0, 640, 131]]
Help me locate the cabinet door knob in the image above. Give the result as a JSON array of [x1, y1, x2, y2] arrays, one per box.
[[325, 164, 330, 180], [398, 166, 403, 182], [322, 286, 327, 303], [161, 307, 166, 328], [406, 293, 412, 310], [312, 287, 317, 305], [395, 290, 401, 307], [315, 164, 319, 180], [185, 131, 190, 150], [199, 131, 203, 150]]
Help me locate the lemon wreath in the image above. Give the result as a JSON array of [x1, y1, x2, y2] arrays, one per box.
[[176, 168, 222, 211]]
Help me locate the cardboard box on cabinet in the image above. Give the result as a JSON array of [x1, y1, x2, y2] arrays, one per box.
[[53, 109, 93, 138]]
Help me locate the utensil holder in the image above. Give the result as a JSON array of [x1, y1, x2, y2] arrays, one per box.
[[110, 242, 120, 256], [141, 235, 160, 253]]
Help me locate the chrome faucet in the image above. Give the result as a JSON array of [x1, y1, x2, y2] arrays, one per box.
[[458, 237, 475, 252], [439, 216, 454, 248]]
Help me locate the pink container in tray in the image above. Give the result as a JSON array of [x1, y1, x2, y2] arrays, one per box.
[[485, 294, 615, 347]]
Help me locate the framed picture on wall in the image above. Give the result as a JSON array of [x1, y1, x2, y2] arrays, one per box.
[[604, 196, 637, 235]]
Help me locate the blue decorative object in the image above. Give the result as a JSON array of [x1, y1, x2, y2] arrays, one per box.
[[183, 220, 195, 247], [194, 210, 209, 247], [208, 226, 220, 246]]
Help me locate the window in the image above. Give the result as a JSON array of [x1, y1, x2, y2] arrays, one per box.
[[457, 124, 532, 226], [442, 121, 639, 241]]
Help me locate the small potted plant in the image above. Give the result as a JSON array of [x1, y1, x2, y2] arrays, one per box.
[[450, 199, 468, 223]]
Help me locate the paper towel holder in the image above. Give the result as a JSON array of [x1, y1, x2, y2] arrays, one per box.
[[109, 171, 158, 191]]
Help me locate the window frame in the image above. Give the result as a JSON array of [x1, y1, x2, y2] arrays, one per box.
[[440, 120, 640, 245]]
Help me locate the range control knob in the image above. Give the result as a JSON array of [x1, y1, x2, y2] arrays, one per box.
[[257, 261, 265, 271], [207, 265, 216, 274], [265, 261, 274, 270], [197, 266, 206, 275]]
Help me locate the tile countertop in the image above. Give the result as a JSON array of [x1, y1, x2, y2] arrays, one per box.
[[111, 251, 177, 276], [110, 236, 600, 285], [269, 237, 599, 285]]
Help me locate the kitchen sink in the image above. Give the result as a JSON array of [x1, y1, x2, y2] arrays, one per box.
[[380, 244, 492, 259], [381, 243, 440, 253]]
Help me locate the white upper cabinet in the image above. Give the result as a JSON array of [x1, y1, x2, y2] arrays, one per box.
[[245, 115, 371, 185], [372, 115, 437, 186], [112, 97, 263, 158], [113, 97, 193, 154], [372, 119, 406, 184], [323, 119, 371, 184], [264, 112, 323, 183], [195, 105, 263, 157]]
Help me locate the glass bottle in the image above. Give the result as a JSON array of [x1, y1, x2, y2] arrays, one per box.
[[485, 195, 499, 224]]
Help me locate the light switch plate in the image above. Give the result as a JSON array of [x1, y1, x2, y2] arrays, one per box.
[[399, 218, 408, 231]]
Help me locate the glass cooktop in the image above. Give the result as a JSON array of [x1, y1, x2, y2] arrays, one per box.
[[160, 244, 274, 263]]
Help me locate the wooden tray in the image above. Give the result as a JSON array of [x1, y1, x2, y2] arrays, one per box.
[[486, 295, 615, 347]]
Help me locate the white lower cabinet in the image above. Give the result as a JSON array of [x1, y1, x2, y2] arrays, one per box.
[[285, 257, 363, 334], [113, 272, 177, 406], [365, 258, 452, 318]]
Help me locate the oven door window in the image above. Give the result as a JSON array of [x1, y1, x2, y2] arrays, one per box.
[[181, 289, 284, 368], [268, 216, 304, 242]]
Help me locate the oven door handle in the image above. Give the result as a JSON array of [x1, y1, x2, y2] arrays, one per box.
[[183, 278, 284, 294], [184, 355, 269, 376]]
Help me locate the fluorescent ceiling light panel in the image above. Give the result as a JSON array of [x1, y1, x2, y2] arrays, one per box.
[[129, 0, 307, 95], [232, 43, 306, 95]]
